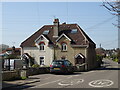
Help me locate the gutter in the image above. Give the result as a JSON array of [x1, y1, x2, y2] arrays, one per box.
[[71, 45, 89, 48]]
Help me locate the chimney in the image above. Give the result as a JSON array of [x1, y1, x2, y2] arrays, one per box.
[[12, 46, 15, 54], [53, 18, 59, 38]]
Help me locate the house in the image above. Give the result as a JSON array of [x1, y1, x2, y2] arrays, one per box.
[[0, 46, 21, 70], [96, 48, 106, 56], [0, 46, 21, 56], [20, 19, 97, 71]]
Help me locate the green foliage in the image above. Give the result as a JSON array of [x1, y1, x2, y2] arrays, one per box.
[[96, 54, 103, 61], [110, 55, 118, 62], [21, 76, 27, 80], [32, 64, 40, 68], [113, 58, 118, 62]]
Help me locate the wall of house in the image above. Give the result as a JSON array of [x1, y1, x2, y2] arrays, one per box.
[[22, 46, 53, 66], [86, 44, 97, 70], [55, 37, 86, 66]]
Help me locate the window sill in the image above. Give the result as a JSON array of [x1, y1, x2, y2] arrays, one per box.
[[61, 50, 67, 52], [39, 50, 46, 52]]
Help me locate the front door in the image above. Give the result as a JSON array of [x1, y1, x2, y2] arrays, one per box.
[[40, 56, 44, 66]]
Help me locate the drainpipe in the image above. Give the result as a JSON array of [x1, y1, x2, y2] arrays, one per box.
[[53, 44, 56, 60]]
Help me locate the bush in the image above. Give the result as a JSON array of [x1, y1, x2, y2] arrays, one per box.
[[21, 76, 27, 80], [32, 64, 40, 68], [110, 55, 118, 62]]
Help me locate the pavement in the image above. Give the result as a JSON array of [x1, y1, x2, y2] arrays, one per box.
[[2, 75, 41, 89]]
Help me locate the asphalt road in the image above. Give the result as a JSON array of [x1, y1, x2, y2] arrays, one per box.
[[8, 58, 119, 89]]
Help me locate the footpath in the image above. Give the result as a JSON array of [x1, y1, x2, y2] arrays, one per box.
[[2, 75, 41, 89]]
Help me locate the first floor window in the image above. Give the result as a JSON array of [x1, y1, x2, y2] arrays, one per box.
[[40, 57, 44, 65], [61, 43, 67, 51], [39, 43, 45, 51]]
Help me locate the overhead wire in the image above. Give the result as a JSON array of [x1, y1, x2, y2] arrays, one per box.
[[85, 16, 116, 31]]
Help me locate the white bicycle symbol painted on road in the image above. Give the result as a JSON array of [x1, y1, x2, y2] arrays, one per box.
[[89, 79, 114, 87]]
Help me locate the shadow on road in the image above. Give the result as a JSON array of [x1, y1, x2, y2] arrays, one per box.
[[95, 66, 120, 70], [2, 80, 39, 90], [94, 64, 120, 70]]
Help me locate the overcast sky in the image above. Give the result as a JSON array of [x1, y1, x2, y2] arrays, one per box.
[[1, 2, 118, 49]]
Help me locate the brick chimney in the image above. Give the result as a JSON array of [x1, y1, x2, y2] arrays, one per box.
[[53, 18, 59, 38]]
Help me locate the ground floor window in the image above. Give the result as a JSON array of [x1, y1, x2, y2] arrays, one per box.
[[40, 56, 45, 65]]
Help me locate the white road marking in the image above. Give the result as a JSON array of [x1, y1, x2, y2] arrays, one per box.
[[58, 79, 84, 86], [58, 82, 73, 86], [34, 79, 62, 88], [89, 79, 114, 87]]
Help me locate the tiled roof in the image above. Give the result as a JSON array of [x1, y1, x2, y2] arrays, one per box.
[[20, 24, 95, 47], [0, 48, 21, 54]]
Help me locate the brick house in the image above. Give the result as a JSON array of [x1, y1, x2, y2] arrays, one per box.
[[20, 19, 97, 71]]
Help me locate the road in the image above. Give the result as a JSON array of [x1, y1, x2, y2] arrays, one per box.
[[7, 58, 119, 89]]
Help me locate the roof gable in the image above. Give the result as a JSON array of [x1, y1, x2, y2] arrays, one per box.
[[35, 34, 49, 43], [56, 33, 72, 42]]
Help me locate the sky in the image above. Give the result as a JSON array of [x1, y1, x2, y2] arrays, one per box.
[[1, 2, 118, 49]]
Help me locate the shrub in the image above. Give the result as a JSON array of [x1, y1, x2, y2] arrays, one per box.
[[32, 64, 40, 68], [21, 76, 27, 80]]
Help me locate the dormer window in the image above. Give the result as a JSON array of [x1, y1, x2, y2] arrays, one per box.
[[61, 43, 67, 51], [39, 42, 45, 51], [43, 30, 49, 35]]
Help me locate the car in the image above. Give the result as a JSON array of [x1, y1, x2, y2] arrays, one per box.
[[50, 60, 74, 74]]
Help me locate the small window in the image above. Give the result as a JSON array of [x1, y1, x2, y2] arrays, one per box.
[[61, 43, 67, 51], [39, 43, 45, 51], [71, 29, 77, 33], [43, 30, 49, 35]]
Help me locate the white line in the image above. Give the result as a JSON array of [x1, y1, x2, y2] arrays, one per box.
[[35, 79, 62, 87]]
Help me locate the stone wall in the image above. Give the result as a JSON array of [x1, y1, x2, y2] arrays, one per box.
[[27, 67, 50, 76], [2, 67, 50, 81], [2, 70, 20, 81]]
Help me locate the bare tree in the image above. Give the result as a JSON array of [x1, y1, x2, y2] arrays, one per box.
[[102, 0, 120, 15], [102, 0, 120, 28]]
